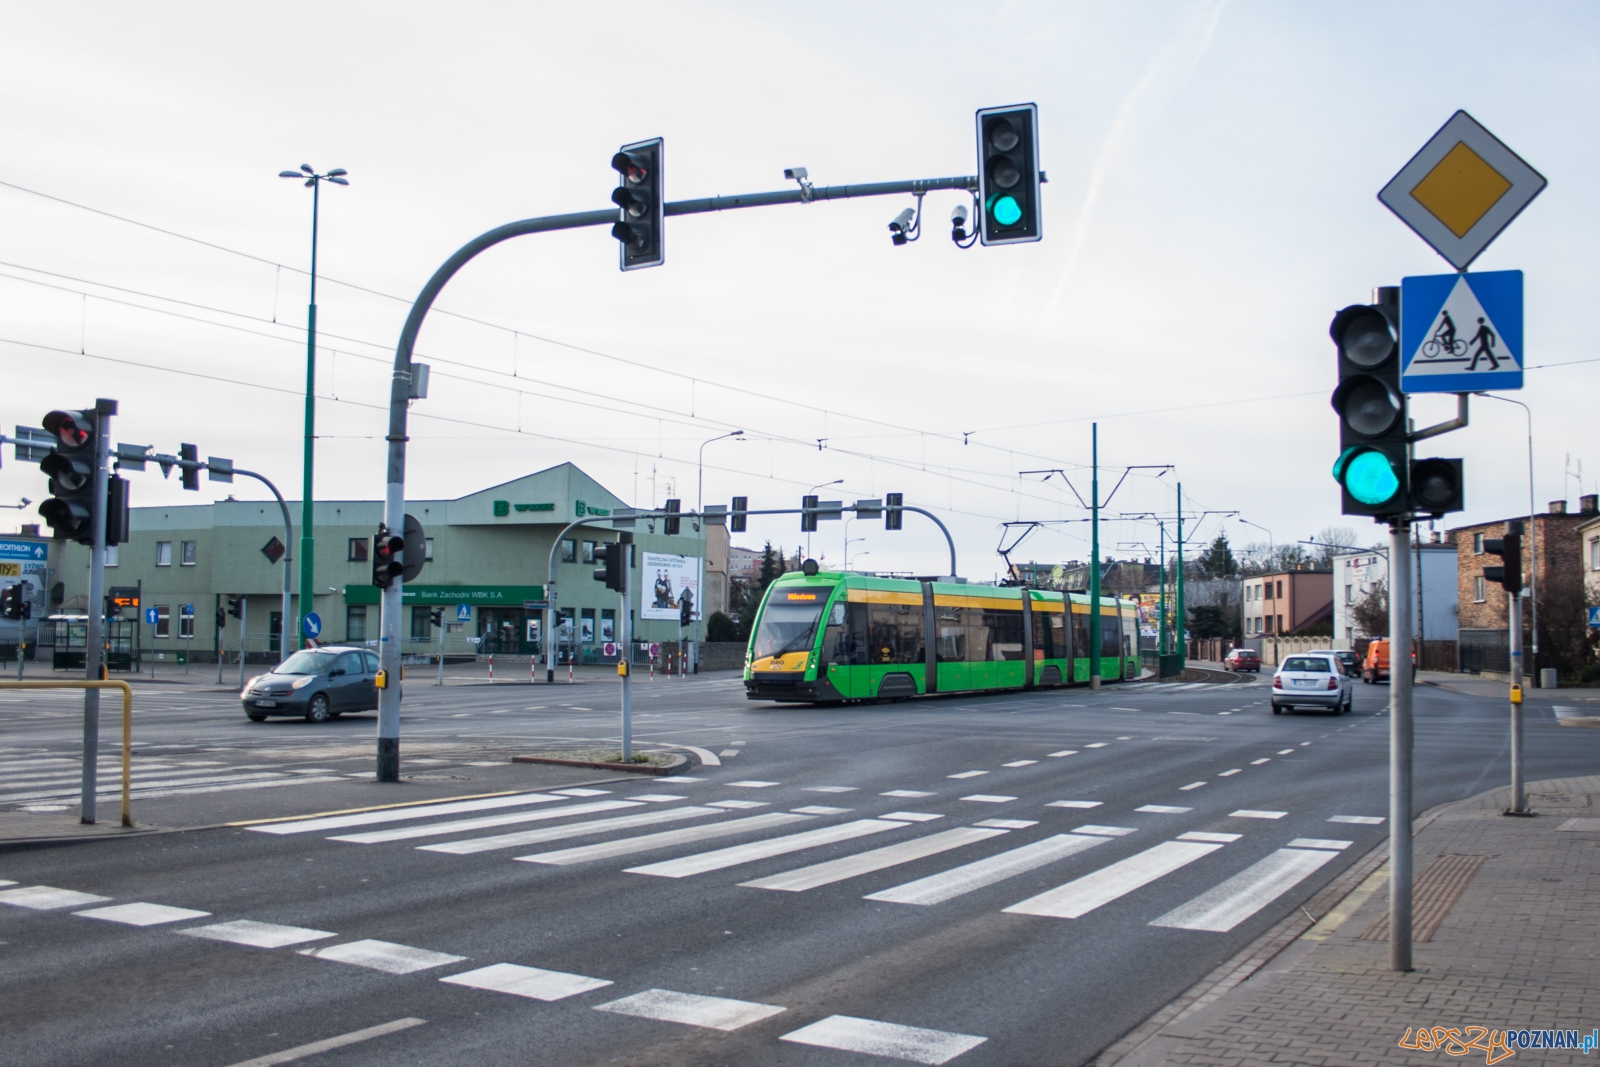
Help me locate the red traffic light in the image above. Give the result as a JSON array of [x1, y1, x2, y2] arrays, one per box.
[[42, 409, 92, 449]]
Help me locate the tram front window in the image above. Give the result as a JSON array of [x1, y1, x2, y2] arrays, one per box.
[[752, 598, 828, 662]]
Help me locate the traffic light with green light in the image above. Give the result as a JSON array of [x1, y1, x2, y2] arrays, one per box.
[[976, 104, 1041, 246], [1330, 290, 1408, 517]]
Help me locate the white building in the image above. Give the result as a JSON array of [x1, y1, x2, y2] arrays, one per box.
[[1331, 538, 1458, 648]]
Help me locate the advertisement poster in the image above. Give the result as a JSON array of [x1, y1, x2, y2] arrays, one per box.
[[641, 552, 702, 622]]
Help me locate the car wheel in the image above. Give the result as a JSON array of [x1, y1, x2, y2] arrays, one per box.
[[246, 712, 268, 722], [306, 694, 331, 724], [1271, 704, 1283, 714]]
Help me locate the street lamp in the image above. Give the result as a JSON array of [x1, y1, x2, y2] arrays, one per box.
[[279, 164, 348, 651], [1474, 392, 1539, 670], [847, 547, 870, 570], [1237, 517, 1273, 553], [696, 430, 743, 657], [807, 479, 843, 559]]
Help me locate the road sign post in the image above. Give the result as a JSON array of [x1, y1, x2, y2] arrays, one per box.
[[1387, 517, 1414, 971]]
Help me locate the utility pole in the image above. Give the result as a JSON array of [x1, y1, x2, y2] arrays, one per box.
[[1089, 424, 1101, 690], [82, 399, 115, 824], [1387, 515, 1414, 971], [238, 598, 247, 690], [1158, 518, 1167, 656], [1176, 482, 1186, 669], [618, 532, 634, 759]]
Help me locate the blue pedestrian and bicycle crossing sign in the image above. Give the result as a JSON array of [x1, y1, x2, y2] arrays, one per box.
[[1401, 269, 1523, 393], [302, 612, 322, 639]]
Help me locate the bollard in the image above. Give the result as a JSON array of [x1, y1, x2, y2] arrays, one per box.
[[488, 654, 493, 683]]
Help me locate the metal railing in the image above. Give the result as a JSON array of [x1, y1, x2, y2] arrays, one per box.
[[0, 679, 134, 826]]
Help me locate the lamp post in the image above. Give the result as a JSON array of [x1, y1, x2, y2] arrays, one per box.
[[696, 430, 743, 661], [1238, 517, 1273, 554], [278, 164, 348, 651], [806, 479, 843, 560], [1474, 392, 1538, 673]]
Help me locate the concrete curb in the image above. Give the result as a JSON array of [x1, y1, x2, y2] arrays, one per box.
[[510, 752, 692, 777]]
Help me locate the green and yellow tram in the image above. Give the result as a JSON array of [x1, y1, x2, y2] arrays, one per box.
[[744, 570, 1139, 703]]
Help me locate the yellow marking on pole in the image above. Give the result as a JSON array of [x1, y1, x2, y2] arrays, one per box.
[[0, 679, 134, 827]]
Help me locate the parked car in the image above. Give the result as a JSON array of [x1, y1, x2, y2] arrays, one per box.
[[1271, 653, 1351, 714], [1310, 649, 1361, 677], [1224, 647, 1261, 673], [241, 646, 381, 722]]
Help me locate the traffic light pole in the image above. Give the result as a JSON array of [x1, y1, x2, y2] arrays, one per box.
[[1387, 516, 1414, 971], [1509, 586, 1526, 814], [81, 399, 115, 824], [619, 534, 634, 760], [1089, 425, 1101, 690]]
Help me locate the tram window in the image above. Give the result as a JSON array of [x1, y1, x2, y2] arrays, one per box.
[[1071, 613, 1091, 660], [821, 603, 869, 667], [1036, 610, 1065, 659], [866, 603, 921, 664], [1101, 619, 1121, 658], [935, 608, 966, 662], [983, 608, 1024, 660]]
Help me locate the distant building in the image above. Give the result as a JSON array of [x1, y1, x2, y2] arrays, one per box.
[[1330, 538, 1458, 648], [1241, 568, 1332, 637]]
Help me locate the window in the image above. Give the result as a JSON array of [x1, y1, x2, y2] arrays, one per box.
[[178, 608, 195, 638], [155, 605, 171, 638], [1591, 537, 1599, 570], [1345, 584, 1353, 604], [362, 651, 381, 674], [600, 609, 615, 643], [581, 541, 596, 565], [1473, 576, 1487, 603], [1473, 533, 1484, 554], [580, 608, 595, 643], [181, 541, 197, 566], [560, 539, 576, 563], [105, 545, 118, 567], [425, 537, 435, 562], [155, 541, 172, 566], [1264, 615, 1275, 634], [1276, 581, 1284, 599], [347, 605, 367, 643], [864, 602, 921, 664], [348, 538, 369, 562], [411, 606, 432, 640]]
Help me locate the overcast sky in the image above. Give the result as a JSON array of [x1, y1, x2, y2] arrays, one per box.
[[3, 1, 1595, 579]]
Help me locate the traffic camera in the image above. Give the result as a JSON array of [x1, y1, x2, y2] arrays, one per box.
[[1330, 291, 1408, 517], [976, 104, 1042, 245], [611, 137, 664, 271]]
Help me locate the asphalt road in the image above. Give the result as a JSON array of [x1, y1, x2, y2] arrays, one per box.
[[2, 672, 1595, 1067]]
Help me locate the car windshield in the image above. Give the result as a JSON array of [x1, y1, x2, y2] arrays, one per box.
[[1281, 656, 1331, 673], [274, 650, 337, 676], [751, 595, 829, 661]]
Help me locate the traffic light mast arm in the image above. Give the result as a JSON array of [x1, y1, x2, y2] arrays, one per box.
[[664, 175, 977, 217], [1408, 391, 1470, 443]]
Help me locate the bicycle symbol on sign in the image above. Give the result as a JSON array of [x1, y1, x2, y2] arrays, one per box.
[[1421, 310, 1468, 359]]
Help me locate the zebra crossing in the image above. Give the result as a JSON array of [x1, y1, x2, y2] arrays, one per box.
[[0, 750, 345, 810], [249, 781, 1379, 937]]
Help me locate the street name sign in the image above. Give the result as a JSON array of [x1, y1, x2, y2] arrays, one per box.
[[1379, 111, 1546, 271], [1401, 270, 1523, 392]]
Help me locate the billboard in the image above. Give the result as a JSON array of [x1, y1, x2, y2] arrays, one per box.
[[641, 552, 702, 622]]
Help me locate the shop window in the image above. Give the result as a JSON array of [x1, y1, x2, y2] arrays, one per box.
[[580, 609, 595, 643], [411, 606, 432, 640], [600, 609, 615, 643], [347, 605, 367, 642]]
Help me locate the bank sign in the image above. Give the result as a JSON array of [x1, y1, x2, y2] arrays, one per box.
[[344, 584, 545, 606]]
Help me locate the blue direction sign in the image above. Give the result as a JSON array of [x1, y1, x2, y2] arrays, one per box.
[[302, 612, 323, 639], [0, 539, 48, 562], [456, 604, 472, 622], [144, 607, 159, 625], [1401, 269, 1523, 394]]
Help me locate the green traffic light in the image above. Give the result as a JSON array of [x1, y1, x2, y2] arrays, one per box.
[[1334, 447, 1401, 506], [990, 195, 1022, 226]]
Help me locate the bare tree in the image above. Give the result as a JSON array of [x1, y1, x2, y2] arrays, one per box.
[[1312, 526, 1362, 569], [1350, 579, 1389, 639]]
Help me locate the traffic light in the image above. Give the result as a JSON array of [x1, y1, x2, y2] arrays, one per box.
[[179, 443, 200, 491], [611, 137, 664, 271], [976, 104, 1041, 246], [679, 587, 694, 627], [106, 476, 129, 546], [663, 499, 681, 537], [885, 492, 903, 531], [38, 409, 98, 543], [215, 606, 227, 630], [373, 524, 406, 589], [593, 541, 627, 593], [1483, 521, 1523, 595], [1, 585, 24, 621], [227, 596, 243, 620], [1330, 293, 1408, 517], [801, 495, 818, 533], [400, 514, 427, 582], [1409, 457, 1464, 517], [429, 608, 443, 629], [730, 496, 748, 533]]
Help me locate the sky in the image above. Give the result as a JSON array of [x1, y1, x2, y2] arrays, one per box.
[[2, 1, 1596, 580]]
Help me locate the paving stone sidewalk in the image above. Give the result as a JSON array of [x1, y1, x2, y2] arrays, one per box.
[[1108, 776, 1600, 1067]]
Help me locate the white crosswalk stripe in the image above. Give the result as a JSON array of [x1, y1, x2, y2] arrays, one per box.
[[627, 819, 909, 879], [329, 800, 645, 844], [518, 812, 812, 866], [1149, 847, 1338, 932], [595, 988, 786, 1031], [441, 962, 612, 1001], [866, 833, 1111, 907], [780, 1015, 987, 1065], [1003, 840, 1224, 919], [251, 793, 566, 835], [421, 807, 724, 855], [741, 827, 1007, 892]]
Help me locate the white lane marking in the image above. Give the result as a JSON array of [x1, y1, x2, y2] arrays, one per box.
[[882, 790, 936, 798], [657, 776, 703, 782], [1250, 758, 1271, 765], [1002, 760, 1037, 767], [441, 962, 612, 1001], [1179, 782, 1207, 791], [974, 818, 1037, 829], [947, 771, 988, 779], [1178, 831, 1242, 843], [330, 800, 643, 844], [1150, 847, 1338, 932], [422, 807, 723, 855], [74, 902, 210, 926], [626, 819, 907, 879], [806, 786, 857, 793], [0, 880, 15, 887], [1084, 742, 1111, 749], [1289, 838, 1352, 850], [1329, 815, 1385, 825], [1046, 750, 1078, 758], [718, 750, 741, 758], [1276, 749, 1295, 756], [1135, 805, 1193, 814], [594, 988, 785, 1031], [792, 805, 852, 815], [959, 795, 1016, 804], [299, 939, 466, 974], [1074, 825, 1137, 837], [726, 780, 778, 788], [631, 794, 686, 803], [519, 812, 812, 866], [1047, 800, 1102, 809], [1218, 769, 1242, 777], [0, 886, 111, 910], [251, 793, 565, 835], [182, 920, 335, 949], [1230, 810, 1288, 820], [678, 747, 722, 767], [1300, 742, 1312, 747], [1005, 840, 1224, 919], [743, 827, 1007, 893], [552, 788, 611, 797], [881, 812, 943, 822], [709, 800, 768, 809], [218, 1017, 425, 1067], [780, 1014, 986, 1064]]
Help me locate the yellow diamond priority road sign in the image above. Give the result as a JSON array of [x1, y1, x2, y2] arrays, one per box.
[[1378, 110, 1546, 271]]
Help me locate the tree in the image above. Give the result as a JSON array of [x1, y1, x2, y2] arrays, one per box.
[[1312, 526, 1362, 569], [1188, 603, 1236, 640], [1195, 534, 1238, 578], [705, 611, 737, 643], [736, 542, 788, 642], [1350, 580, 1389, 639]]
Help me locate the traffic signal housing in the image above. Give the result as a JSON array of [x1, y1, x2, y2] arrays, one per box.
[[885, 493, 903, 531], [227, 596, 243, 620], [1409, 457, 1464, 517], [801, 496, 818, 533], [612, 137, 663, 271], [730, 496, 748, 533], [976, 104, 1041, 246], [593, 540, 627, 593], [1483, 521, 1523, 595], [373, 525, 405, 589], [38, 409, 98, 543], [179, 443, 200, 491], [1, 585, 25, 621], [662, 499, 681, 537], [1330, 293, 1408, 517], [429, 608, 443, 629]]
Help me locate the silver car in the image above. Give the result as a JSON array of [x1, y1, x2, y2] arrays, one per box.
[[1271, 653, 1351, 715]]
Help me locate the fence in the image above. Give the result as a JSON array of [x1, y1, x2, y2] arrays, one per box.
[[1459, 630, 1510, 675]]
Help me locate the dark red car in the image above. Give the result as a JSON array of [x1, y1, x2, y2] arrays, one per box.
[[1224, 647, 1261, 673]]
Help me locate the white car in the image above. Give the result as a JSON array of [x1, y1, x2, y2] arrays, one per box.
[[1271, 653, 1351, 715]]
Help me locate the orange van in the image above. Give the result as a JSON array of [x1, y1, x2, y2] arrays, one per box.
[[1362, 640, 1390, 684]]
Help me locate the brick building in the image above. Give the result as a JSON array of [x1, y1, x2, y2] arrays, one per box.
[[1451, 494, 1598, 675]]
